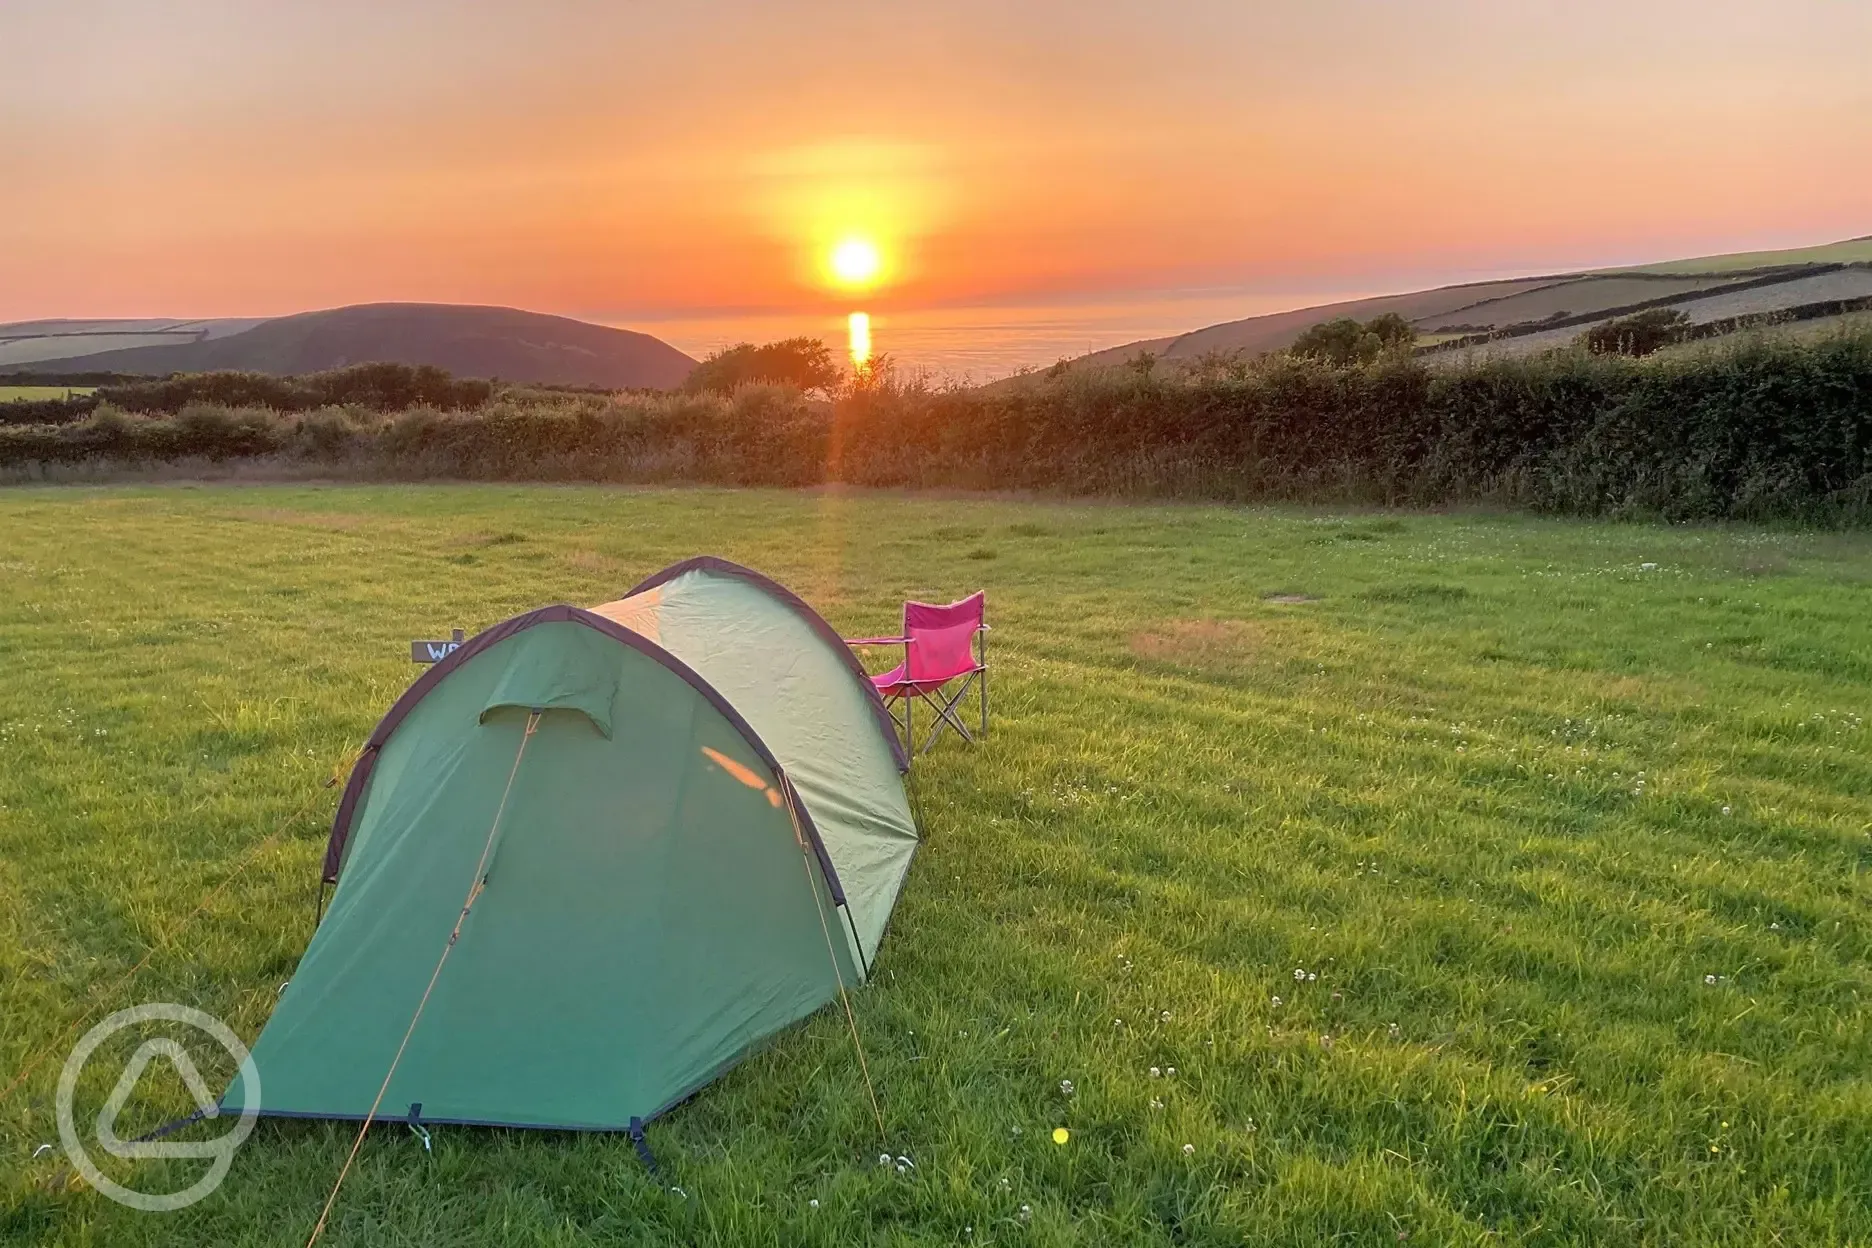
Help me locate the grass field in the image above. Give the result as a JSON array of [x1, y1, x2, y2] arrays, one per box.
[[0, 387, 94, 403], [1650, 311, 1872, 363], [1608, 237, 1872, 276], [2, 484, 1869, 1246], [1415, 276, 1740, 333]]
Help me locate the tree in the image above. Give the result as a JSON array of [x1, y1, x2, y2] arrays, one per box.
[[683, 337, 843, 395], [1579, 309, 1691, 357], [1290, 313, 1417, 365], [1363, 313, 1416, 349]]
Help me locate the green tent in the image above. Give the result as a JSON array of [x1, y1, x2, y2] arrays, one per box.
[[223, 558, 917, 1133]]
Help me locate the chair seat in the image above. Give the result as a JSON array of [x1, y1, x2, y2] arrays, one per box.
[[872, 662, 981, 699]]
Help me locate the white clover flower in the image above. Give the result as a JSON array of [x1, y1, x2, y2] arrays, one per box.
[[1149, 1066, 1161, 1078], [1307, 972, 1317, 982], [1000, 1176, 1012, 1191], [1722, 806, 1732, 816], [1271, 996, 1283, 1008], [1293, 968, 1306, 982], [1150, 1098, 1164, 1111], [1020, 1204, 1032, 1221], [879, 1152, 892, 1167], [1011, 1125, 1022, 1136], [1059, 1079, 1075, 1097], [1159, 1010, 1172, 1023], [1182, 1143, 1195, 1156], [1113, 1018, 1124, 1028], [808, 1199, 819, 1209], [1704, 974, 1718, 985]]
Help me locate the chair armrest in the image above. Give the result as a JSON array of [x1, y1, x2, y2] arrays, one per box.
[[845, 635, 914, 647]]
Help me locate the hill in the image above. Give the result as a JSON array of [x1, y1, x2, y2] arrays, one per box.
[[1057, 235, 1872, 375], [5, 303, 697, 389]]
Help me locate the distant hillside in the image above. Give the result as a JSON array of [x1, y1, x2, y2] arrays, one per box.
[[7, 303, 697, 389], [1054, 235, 1872, 376], [0, 317, 265, 368]]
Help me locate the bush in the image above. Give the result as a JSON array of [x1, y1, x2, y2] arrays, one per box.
[[1580, 309, 1691, 357], [291, 407, 369, 460], [0, 395, 99, 426], [97, 363, 494, 415], [683, 338, 842, 396], [1291, 314, 1417, 365]]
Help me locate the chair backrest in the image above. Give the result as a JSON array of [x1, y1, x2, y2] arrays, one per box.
[[904, 592, 984, 685]]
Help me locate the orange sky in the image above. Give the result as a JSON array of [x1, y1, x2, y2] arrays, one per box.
[[3, 0, 1869, 325]]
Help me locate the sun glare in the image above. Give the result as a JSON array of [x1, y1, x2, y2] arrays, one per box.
[[829, 237, 882, 288], [847, 311, 872, 368]]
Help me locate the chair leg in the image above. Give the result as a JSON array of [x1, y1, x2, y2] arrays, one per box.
[[919, 702, 969, 755], [978, 627, 988, 740], [916, 694, 948, 755], [917, 676, 979, 755], [880, 695, 912, 761]]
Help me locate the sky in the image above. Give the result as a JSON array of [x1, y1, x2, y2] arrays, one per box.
[[3, 0, 1869, 372]]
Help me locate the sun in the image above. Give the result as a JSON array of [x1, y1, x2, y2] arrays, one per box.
[[828, 237, 882, 289]]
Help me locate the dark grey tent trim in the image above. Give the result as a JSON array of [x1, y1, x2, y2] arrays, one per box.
[[226, 1106, 638, 1133], [623, 556, 912, 773], [322, 605, 849, 913]]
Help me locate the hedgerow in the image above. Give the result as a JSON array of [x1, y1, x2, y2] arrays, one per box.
[[3, 329, 1868, 523]]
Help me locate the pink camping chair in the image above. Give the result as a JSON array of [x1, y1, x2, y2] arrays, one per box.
[[849, 592, 988, 758]]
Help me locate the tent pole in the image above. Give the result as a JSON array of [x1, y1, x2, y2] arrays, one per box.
[[841, 905, 871, 980]]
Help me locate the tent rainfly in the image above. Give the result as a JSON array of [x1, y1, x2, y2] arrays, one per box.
[[223, 558, 919, 1133]]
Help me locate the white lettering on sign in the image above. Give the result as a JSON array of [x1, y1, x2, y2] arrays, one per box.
[[410, 631, 468, 663]]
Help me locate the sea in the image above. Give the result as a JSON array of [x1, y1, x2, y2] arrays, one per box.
[[614, 288, 1378, 385]]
